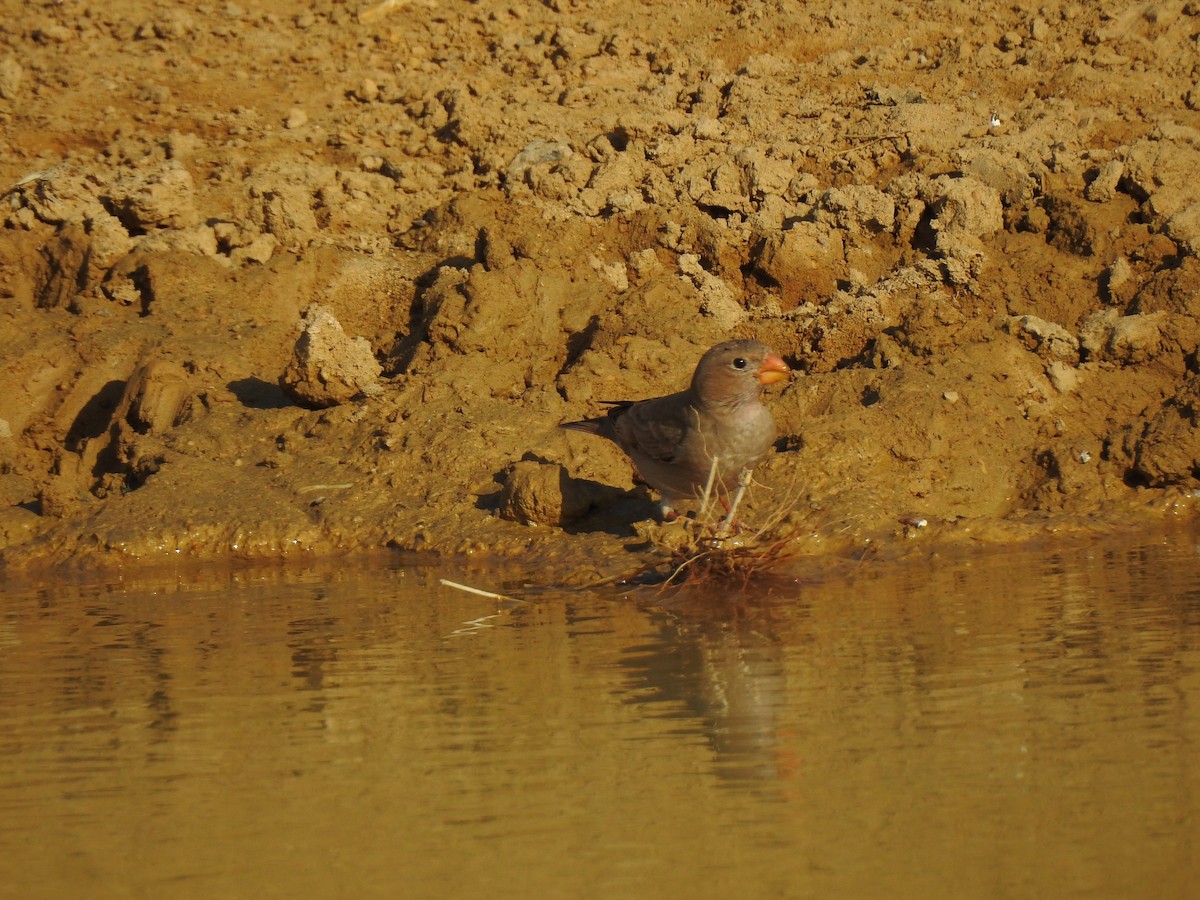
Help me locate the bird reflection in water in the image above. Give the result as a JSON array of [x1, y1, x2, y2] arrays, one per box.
[[619, 584, 807, 787]]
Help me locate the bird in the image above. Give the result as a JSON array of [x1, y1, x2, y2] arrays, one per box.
[[560, 339, 791, 519]]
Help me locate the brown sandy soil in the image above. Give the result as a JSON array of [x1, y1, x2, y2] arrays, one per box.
[[3, 0, 1200, 577]]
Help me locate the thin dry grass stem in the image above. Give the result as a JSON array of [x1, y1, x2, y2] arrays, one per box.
[[696, 455, 719, 521], [439, 578, 522, 604], [715, 468, 753, 539]]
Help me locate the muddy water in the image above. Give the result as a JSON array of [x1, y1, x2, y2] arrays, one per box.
[[2, 534, 1199, 899]]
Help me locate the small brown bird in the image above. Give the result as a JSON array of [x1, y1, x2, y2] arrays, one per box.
[[561, 340, 791, 517]]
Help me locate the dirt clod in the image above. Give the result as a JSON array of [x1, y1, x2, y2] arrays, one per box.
[[497, 460, 602, 528], [281, 305, 383, 409]]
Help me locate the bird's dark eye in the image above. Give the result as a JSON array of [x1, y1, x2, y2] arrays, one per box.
[[732, 357, 748, 370]]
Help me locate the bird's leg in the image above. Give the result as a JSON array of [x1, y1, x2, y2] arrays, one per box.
[[715, 467, 753, 539], [656, 500, 682, 523]]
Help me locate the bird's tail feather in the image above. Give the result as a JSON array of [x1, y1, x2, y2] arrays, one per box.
[[559, 419, 603, 434]]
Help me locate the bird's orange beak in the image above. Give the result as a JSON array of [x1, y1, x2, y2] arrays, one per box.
[[757, 353, 792, 385]]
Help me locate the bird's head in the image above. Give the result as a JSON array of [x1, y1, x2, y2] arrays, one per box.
[[691, 340, 791, 406]]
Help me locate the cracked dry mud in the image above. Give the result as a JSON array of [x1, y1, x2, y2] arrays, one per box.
[[3, 0, 1200, 577]]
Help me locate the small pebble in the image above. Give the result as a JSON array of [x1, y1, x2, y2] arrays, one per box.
[[355, 79, 379, 102], [35, 23, 73, 43]]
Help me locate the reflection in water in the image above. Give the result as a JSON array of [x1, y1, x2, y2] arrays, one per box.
[[2, 535, 1200, 898], [621, 591, 796, 785], [289, 611, 339, 697]]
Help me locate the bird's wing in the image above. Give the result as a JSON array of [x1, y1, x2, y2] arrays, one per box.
[[610, 392, 696, 464]]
